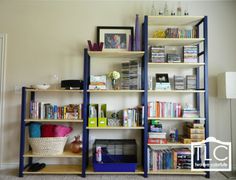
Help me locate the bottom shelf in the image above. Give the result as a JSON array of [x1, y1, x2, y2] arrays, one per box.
[[23, 165, 82, 175], [86, 165, 144, 175], [148, 169, 206, 175]]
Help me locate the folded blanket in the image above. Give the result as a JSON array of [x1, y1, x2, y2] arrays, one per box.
[[54, 125, 73, 137], [29, 123, 41, 138], [41, 124, 56, 137]]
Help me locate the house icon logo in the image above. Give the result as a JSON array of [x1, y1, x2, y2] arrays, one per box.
[[191, 137, 231, 171]]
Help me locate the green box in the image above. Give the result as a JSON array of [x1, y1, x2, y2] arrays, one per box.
[[98, 117, 107, 127], [88, 118, 97, 127]]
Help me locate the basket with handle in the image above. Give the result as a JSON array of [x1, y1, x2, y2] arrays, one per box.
[[29, 136, 68, 155]]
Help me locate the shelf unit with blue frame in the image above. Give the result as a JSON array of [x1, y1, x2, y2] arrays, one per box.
[[143, 15, 209, 177], [19, 88, 83, 177], [82, 49, 148, 177]]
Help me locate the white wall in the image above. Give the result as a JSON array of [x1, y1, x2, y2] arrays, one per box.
[[0, 0, 236, 169]]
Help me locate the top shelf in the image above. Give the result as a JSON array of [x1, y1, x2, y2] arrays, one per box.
[[26, 88, 83, 93], [88, 51, 145, 58], [148, 16, 204, 26]]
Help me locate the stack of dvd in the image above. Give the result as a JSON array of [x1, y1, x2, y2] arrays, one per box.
[[121, 60, 141, 90], [150, 46, 165, 63], [167, 54, 181, 63], [184, 46, 198, 63], [165, 28, 179, 38], [174, 76, 185, 90], [186, 75, 196, 89]]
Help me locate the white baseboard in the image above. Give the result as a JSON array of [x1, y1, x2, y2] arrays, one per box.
[[0, 163, 18, 170]]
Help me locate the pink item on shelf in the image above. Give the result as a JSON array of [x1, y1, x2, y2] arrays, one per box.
[[41, 124, 56, 137], [54, 125, 73, 137]]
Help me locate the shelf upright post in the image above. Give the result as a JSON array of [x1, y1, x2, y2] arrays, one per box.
[[142, 15, 148, 178], [203, 16, 210, 179], [19, 87, 27, 177], [195, 23, 200, 112], [82, 48, 89, 177]]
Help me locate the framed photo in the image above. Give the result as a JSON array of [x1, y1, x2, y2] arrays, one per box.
[[156, 73, 169, 83], [97, 26, 133, 51]]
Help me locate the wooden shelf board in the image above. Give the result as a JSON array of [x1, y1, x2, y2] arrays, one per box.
[[25, 119, 83, 123], [148, 16, 204, 26], [23, 165, 82, 174], [148, 62, 205, 68], [148, 142, 191, 147], [26, 88, 83, 93], [23, 150, 82, 158], [88, 51, 144, 58], [148, 38, 204, 46], [148, 90, 205, 93], [86, 165, 143, 174], [87, 126, 144, 130], [148, 117, 205, 121], [148, 169, 206, 175], [88, 89, 144, 93]]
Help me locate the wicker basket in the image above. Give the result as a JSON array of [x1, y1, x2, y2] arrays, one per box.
[[29, 136, 68, 155]]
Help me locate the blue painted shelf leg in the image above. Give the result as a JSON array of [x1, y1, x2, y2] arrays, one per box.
[[19, 87, 26, 177]]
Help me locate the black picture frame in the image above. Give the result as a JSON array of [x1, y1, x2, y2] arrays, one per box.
[[156, 73, 169, 83], [97, 26, 133, 51]]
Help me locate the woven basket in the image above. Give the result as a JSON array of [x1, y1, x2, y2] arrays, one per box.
[[29, 136, 68, 155]]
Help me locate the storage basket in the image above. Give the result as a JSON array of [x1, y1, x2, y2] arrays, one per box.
[[93, 139, 137, 172], [29, 136, 68, 155]]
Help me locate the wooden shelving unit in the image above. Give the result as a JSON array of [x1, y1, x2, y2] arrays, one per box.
[[148, 169, 206, 175], [25, 119, 83, 123], [147, 117, 205, 121], [148, 89, 205, 93], [86, 126, 144, 130], [23, 150, 82, 158], [23, 165, 82, 175], [26, 88, 83, 93], [148, 38, 205, 46], [88, 51, 144, 58], [86, 165, 144, 175], [88, 90, 144, 93], [148, 62, 205, 69]]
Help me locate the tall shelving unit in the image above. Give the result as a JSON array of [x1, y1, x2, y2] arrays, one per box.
[[19, 88, 83, 177], [143, 15, 209, 178], [82, 49, 147, 177]]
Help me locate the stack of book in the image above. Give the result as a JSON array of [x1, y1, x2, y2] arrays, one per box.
[[173, 148, 191, 169], [30, 101, 83, 120], [118, 106, 144, 127], [148, 101, 182, 118], [121, 60, 141, 90], [181, 122, 205, 144], [174, 76, 185, 90], [186, 75, 197, 89], [150, 46, 165, 63], [182, 106, 199, 118], [147, 148, 192, 171], [184, 46, 198, 63], [148, 132, 167, 144]]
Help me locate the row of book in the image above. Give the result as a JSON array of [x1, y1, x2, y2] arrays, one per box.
[[165, 28, 196, 38], [121, 60, 142, 90], [148, 148, 191, 170], [30, 101, 83, 120], [148, 101, 182, 118]]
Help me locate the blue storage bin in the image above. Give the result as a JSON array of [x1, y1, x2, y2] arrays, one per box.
[[93, 139, 137, 172]]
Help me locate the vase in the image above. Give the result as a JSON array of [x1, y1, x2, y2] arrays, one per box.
[[112, 79, 116, 90], [135, 14, 141, 51]]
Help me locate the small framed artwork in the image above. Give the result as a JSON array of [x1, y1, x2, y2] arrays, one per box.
[[156, 73, 169, 83], [97, 26, 133, 51]]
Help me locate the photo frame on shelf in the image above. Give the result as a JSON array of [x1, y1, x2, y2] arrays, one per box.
[[156, 73, 169, 83], [97, 26, 133, 51]]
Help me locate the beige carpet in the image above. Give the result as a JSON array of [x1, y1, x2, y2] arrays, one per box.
[[0, 169, 229, 180]]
